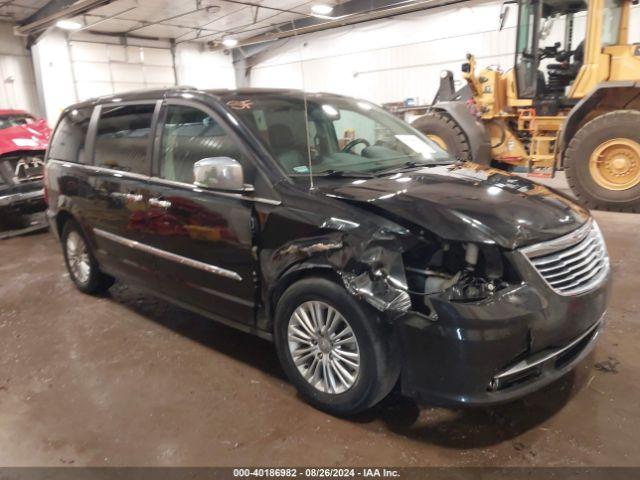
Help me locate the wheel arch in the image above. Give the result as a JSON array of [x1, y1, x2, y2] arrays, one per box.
[[55, 209, 76, 237], [559, 81, 640, 167], [54, 209, 99, 252], [265, 263, 343, 332]]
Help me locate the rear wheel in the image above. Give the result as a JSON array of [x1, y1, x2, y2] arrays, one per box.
[[412, 111, 471, 160], [62, 220, 114, 294], [565, 110, 640, 212], [274, 277, 399, 416]]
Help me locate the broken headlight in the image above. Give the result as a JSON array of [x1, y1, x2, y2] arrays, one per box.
[[405, 240, 513, 304]]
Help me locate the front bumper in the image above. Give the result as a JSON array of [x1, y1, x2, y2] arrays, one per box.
[[0, 188, 47, 216], [0, 189, 47, 236], [396, 270, 611, 407], [0, 188, 45, 209]]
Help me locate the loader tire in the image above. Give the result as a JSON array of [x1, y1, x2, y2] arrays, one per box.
[[565, 110, 640, 213], [412, 111, 471, 161]]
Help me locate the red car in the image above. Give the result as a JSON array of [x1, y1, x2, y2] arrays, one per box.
[[0, 109, 51, 237]]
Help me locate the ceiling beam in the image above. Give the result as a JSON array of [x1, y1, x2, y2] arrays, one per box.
[[222, 0, 471, 48], [16, 0, 113, 36]]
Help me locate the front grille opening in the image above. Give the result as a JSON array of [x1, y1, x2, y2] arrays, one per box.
[[525, 222, 608, 295], [554, 328, 596, 369], [0, 152, 45, 185]]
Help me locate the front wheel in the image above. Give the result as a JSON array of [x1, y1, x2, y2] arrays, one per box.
[[274, 277, 400, 416], [565, 110, 640, 212]]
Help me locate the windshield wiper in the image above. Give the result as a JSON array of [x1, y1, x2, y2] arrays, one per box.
[[312, 169, 376, 178], [374, 160, 452, 176]]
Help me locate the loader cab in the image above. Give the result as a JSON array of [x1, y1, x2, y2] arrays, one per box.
[[514, 0, 625, 102]]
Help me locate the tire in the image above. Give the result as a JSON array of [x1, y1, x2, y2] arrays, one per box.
[[61, 220, 114, 294], [274, 277, 400, 416], [565, 110, 640, 212], [412, 110, 471, 161]]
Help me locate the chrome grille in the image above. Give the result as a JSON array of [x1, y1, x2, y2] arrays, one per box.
[[521, 220, 609, 296]]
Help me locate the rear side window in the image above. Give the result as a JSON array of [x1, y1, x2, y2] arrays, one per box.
[[94, 104, 155, 175], [48, 107, 92, 164]]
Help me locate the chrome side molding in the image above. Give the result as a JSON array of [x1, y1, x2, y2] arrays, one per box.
[[93, 228, 243, 282]]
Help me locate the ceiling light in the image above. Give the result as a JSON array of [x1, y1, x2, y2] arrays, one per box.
[[311, 4, 334, 15], [222, 37, 238, 47], [56, 19, 82, 30]]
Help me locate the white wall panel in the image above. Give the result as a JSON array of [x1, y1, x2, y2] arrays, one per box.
[[140, 47, 173, 66], [174, 43, 236, 89], [143, 65, 175, 84], [70, 42, 178, 100], [31, 30, 77, 124], [0, 22, 41, 116], [76, 81, 112, 100], [73, 62, 112, 82]]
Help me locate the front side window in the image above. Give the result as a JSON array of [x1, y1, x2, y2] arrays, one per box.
[[225, 94, 451, 177], [48, 107, 92, 164], [94, 104, 154, 175], [159, 105, 247, 185]]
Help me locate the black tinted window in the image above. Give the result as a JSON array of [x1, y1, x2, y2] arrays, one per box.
[[48, 108, 92, 164], [95, 104, 154, 175], [160, 105, 247, 184]]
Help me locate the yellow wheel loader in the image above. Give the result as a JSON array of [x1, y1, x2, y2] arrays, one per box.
[[412, 0, 640, 212]]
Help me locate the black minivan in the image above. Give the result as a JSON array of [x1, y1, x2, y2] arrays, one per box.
[[44, 87, 611, 415]]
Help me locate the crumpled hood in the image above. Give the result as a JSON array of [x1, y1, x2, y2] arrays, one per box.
[[0, 124, 50, 156], [316, 163, 589, 250]]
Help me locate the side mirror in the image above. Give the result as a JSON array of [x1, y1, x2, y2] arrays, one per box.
[[193, 157, 251, 192]]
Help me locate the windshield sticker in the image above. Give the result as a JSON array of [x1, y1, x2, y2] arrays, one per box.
[[394, 135, 436, 157], [293, 165, 310, 173], [227, 99, 253, 110]]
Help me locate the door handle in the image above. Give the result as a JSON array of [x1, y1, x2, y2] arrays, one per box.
[[110, 192, 144, 203], [149, 197, 172, 209]]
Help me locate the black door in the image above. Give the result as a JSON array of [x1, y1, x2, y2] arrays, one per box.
[[142, 102, 258, 325], [87, 102, 159, 285]]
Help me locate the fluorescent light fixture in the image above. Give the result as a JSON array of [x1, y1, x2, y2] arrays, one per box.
[[56, 19, 82, 30], [222, 37, 238, 47], [311, 4, 333, 15]]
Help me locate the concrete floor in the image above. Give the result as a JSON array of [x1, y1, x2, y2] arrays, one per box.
[[0, 210, 639, 467]]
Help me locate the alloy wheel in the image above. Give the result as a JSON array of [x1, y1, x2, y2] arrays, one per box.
[[66, 231, 91, 285], [287, 301, 360, 394]]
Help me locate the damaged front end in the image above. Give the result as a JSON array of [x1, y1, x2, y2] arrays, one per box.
[[267, 208, 515, 320], [262, 203, 608, 406]]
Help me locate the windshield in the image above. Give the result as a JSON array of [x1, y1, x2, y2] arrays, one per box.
[[223, 93, 452, 176], [0, 114, 35, 131]]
